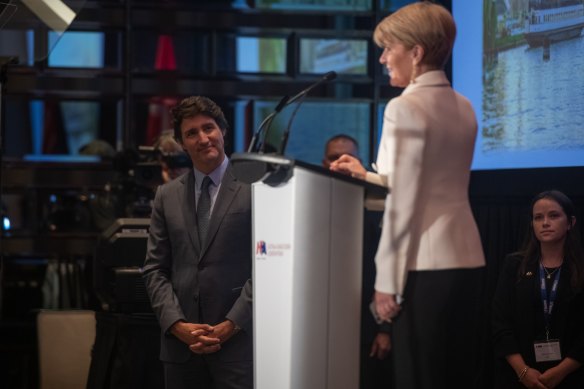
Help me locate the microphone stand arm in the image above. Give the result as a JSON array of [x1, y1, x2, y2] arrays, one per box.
[[278, 94, 306, 155], [247, 95, 289, 153], [247, 111, 276, 153]]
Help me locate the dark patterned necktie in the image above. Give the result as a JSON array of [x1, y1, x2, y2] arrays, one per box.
[[197, 176, 212, 244]]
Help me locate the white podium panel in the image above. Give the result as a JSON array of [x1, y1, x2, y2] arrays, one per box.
[[253, 166, 363, 389]]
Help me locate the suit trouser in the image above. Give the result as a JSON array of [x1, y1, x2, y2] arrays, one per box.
[[163, 353, 253, 389], [391, 267, 486, 389]]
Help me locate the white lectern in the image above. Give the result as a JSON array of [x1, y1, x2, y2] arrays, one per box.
[[231, 154, 386, 389]]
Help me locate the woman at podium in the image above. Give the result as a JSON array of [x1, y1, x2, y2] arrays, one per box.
[[330, 2, 486, 387]]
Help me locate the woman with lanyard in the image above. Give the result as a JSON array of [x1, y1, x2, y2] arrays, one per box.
[[492, 190, 584, 388]]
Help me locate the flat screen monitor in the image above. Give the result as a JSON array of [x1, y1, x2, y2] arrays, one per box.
[[299, 38, 368, 75]]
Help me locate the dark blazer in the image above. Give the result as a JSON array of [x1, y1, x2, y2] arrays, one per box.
[[143, 165, 252, 363], [492, 254, 584, 388]]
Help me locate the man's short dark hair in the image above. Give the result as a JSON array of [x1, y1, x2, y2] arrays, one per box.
[[171, 96, 229, 142], [325, 134, 359, 150]]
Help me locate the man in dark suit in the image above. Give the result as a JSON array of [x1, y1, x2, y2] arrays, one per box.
[[143, 96, 253, 389]]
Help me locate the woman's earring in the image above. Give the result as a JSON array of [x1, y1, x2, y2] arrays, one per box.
[[410, 64, 417, 84], [410, 46, 422, 84]]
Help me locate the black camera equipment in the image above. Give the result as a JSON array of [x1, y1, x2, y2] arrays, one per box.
[[94, 218, 151, 313]]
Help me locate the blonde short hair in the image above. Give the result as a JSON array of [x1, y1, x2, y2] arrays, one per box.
[[373, 1, 456, 69]]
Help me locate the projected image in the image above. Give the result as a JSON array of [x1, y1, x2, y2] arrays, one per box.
[[454, 0, 584, 169], [300, 39, 367, 75], [482, 0, 584, 154]]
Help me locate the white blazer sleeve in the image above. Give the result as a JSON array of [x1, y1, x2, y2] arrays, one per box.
[[364, 172, 388, 211], [374, 97, 427, 296]]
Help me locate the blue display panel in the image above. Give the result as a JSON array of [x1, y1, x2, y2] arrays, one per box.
[[48, 31, 104, 68], [236, 36, 287, 73]]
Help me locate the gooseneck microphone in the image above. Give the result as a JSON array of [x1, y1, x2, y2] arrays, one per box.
[[248, 71, 337, 154], [282, 71, 337, 108], [277, 71, 337, 155], [247, 94, 289, 153]]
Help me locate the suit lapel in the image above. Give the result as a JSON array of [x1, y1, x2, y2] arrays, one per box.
[[199, 165, 241, 259], [181, 172, 202, 257]]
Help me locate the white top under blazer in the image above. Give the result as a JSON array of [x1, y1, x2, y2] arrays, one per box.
[[367, 70, 485, 296]]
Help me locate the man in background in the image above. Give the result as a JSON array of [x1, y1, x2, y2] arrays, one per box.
[[143, 96, 253, 389], [152, 129, 192, 183], [322, 134, 360, 169], [323, 134, 392, 389]]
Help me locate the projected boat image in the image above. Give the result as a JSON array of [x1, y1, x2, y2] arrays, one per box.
[[524, 0, 584, 47]]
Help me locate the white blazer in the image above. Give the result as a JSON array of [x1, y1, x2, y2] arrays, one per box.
[[369, 70, 485, 296]]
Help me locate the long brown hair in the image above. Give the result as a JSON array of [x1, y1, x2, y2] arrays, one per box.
[[518, 190, 584, 292]]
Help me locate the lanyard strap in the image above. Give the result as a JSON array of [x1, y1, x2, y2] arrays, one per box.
[[538, 262, 561, 339]]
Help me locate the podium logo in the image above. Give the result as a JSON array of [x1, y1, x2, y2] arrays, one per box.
[[256, 241, 267, 255], [255, 242, 291, 259]]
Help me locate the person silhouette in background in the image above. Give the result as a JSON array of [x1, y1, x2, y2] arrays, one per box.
[[322, 134, 359, 169], [323, 134, 392, 389], [61, 101, 100, 155], [153, 130, 192, 183]]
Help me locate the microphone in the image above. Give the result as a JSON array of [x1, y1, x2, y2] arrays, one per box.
[[247, 71, 337, 154], [276, 71, 337, 154], [284, 71, 337, 108], [247, 94, 289, 153]]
